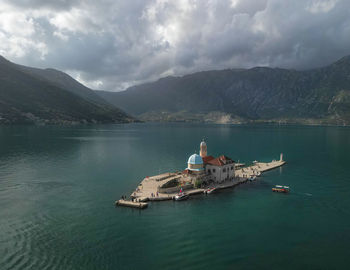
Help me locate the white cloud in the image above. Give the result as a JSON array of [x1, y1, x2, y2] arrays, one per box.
[[0, 0, 350, 91], [0, 2, 49, 59], [49, 8, 99, 34], [0, 34, 47, 58], [53, 31, 69, 41], [0, 13, 35, 36], [70, 70, 104, 89], [306, 0, 338, 13]]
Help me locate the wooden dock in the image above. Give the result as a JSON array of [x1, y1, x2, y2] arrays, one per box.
[[115, 199, 148, 209]]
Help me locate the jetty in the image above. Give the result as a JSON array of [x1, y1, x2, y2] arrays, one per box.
[[235, 159, 286, 178], [115, 199, 148, 209]]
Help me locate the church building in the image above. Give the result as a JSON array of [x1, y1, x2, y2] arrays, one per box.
[[184, 140, 235, 184]]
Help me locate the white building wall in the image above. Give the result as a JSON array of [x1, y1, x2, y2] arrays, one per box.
[[205, 164, 235, 183]]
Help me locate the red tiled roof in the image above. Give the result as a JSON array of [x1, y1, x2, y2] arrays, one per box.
[[202, 155, 215, 163], [206, 155, 235, 166]]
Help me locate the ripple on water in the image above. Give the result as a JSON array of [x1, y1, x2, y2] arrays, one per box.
[[2, 124, 350, 269], [2, 219, 34, 270], [0, 212, 79, 270]]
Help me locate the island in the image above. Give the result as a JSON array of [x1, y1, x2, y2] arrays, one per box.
[[116, 140, 286, 209]]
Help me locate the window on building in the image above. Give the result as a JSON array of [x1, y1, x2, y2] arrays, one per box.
[[208, 169, 211, 174], [213, 169, 216, 173], [231, 166, 233, 170], [223, 168, 226, 172]]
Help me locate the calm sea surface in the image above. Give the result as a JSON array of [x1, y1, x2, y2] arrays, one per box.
[[1, 123, 350, 270]]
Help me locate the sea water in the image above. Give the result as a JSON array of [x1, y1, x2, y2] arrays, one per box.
[[0, 123, 350, 269]]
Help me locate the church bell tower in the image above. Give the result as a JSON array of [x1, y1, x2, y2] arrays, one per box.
[[200, 140, 207, 157]]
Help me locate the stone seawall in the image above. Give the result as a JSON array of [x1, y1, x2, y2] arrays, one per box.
[[157, 183, 194, 194]]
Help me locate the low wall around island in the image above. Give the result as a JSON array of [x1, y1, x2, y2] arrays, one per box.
[[157, 184, 194, 194]]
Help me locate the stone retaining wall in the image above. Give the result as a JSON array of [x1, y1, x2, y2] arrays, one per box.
[[157, 183, 194, 194]]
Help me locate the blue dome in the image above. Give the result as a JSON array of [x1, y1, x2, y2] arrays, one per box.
[[187, 154, 203, 165]]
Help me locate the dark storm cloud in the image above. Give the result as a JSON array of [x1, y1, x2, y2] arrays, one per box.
[[1, 0, 350, 91]]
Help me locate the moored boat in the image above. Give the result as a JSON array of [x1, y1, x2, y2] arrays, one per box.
[[204, 187, 216, 194], [249, 176, 257, 181], [174, 192, 189, 201]]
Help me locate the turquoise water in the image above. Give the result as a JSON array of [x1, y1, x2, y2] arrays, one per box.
[[0, 123, 350, 269]]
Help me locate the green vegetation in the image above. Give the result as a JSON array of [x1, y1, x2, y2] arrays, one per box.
[[98, 55, 350, 125], [194, 179, 201, 188], [0, 56, 137, 124]]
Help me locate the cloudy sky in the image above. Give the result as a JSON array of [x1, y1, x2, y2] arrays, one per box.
[[1, 0, 350, 91]]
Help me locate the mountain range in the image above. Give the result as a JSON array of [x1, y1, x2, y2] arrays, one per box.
[[0, 56, 135, 124], [2, 54, 350, 126], [97, 55, 350, 125]]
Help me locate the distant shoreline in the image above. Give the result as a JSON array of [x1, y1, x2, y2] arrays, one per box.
[[134, 118, 350, 127], [1, 118, 349, 127]]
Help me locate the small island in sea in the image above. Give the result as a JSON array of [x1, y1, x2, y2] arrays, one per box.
[[116, 140, 286, 209]]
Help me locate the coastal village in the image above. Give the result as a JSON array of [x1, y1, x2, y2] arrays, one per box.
[[116, 140, 286, 209]]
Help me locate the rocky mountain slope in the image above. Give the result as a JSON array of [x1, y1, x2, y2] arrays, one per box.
[[98, 56, 350, 125], [0, 56, 135, 124]]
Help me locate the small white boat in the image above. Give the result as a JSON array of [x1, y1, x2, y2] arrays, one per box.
[[204, 187, 216, 194], [174, 192, 189, 201], [249, 176, 257, 181]]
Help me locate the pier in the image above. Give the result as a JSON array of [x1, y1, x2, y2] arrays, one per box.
[[235, 159, 286, 178], [115, 199, 148, 209]]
